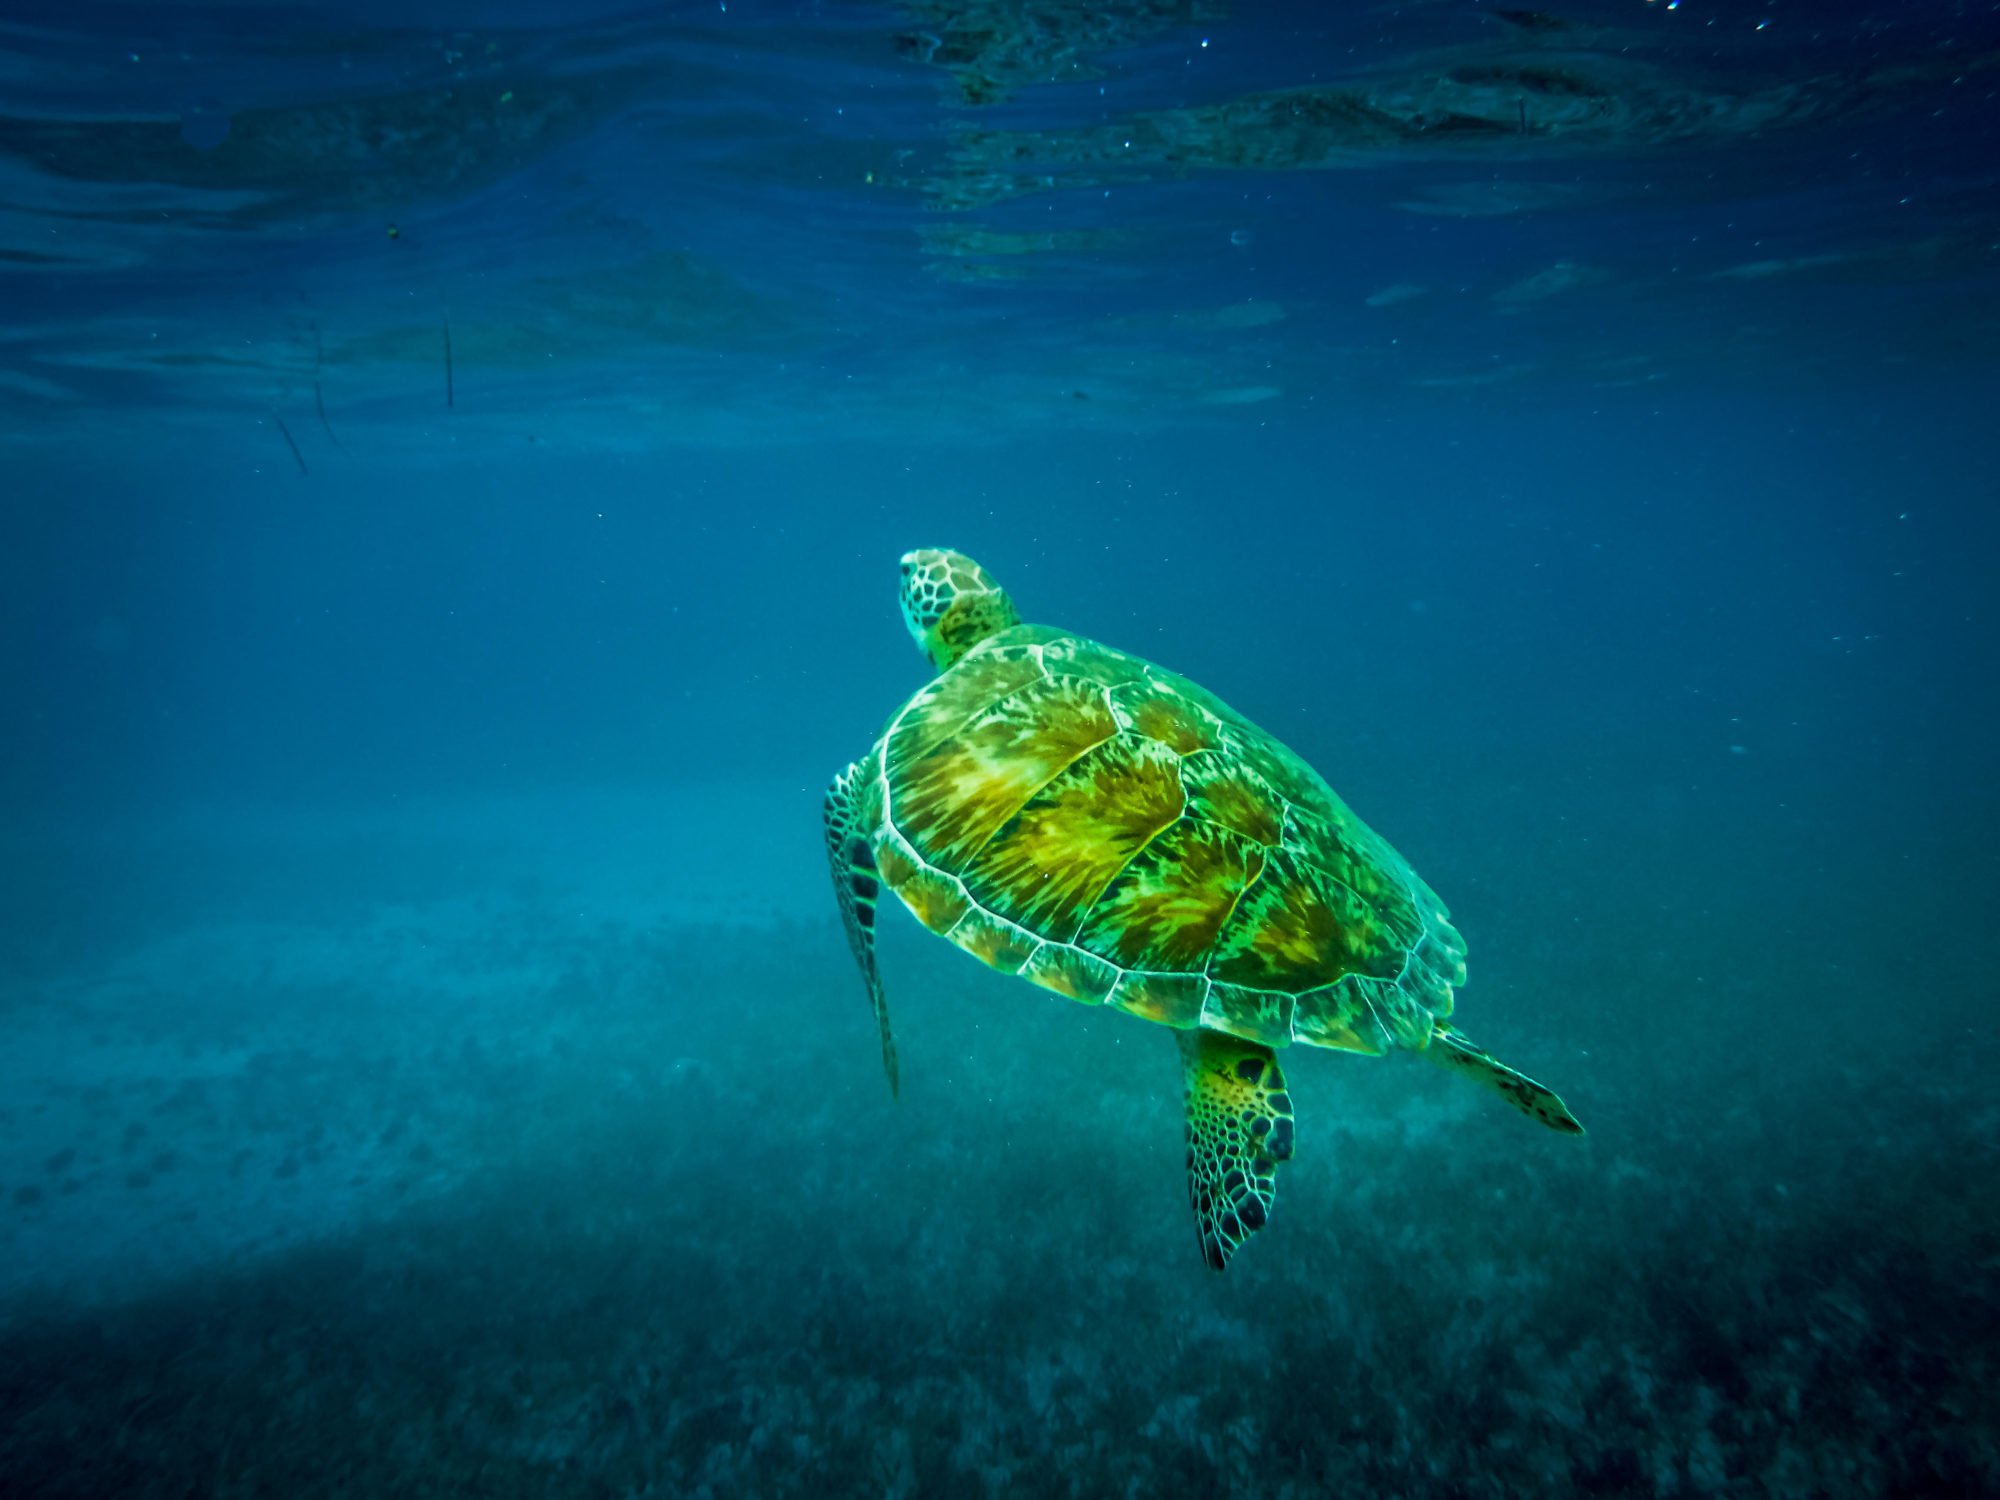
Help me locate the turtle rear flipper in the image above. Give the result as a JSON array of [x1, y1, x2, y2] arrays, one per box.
[[1179, 1030, 1295, 1271], [1427, 1025, 1582, 1134], [825, 757, 899, 1097]]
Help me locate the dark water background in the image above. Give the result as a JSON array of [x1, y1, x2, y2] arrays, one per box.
[[3, 1, 1998, 1495]]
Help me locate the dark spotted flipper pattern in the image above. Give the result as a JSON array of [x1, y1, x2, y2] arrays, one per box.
[[1178, 1029, 1295, 1271], [825, 757, 898, 1097], [1427, 1025, 1582, 1134]]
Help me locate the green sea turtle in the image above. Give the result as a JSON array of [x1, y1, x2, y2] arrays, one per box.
[[824, 548, 1583, 1270]]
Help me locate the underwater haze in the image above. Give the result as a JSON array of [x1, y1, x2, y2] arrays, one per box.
[[3, 0, 1998, 1494]]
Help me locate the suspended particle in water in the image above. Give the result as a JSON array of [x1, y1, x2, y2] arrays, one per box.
[[178, 97, 230, 149]]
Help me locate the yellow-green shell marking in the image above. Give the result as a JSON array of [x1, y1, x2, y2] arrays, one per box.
[[875, 625, 1460, 1055]]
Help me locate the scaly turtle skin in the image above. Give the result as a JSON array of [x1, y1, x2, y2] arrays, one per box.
[[825, 549, 1582, 1271]]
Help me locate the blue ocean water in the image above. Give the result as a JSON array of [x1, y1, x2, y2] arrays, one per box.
[[2, 0, 1997, 1493]]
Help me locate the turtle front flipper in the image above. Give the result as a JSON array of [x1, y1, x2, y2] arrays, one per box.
[[1178, 1030, 1295, 1271], [825, 756, 898, 1098], [1426, 1025, 1583, 1134]]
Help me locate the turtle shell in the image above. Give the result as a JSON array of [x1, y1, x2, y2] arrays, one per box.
[[874, 625, 1467, 1054]]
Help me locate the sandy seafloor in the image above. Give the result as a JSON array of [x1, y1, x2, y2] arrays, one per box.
[[2, 770, 1994, 1499]]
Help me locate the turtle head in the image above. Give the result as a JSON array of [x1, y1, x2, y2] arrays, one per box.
[[899, 548, 1020, 670]]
